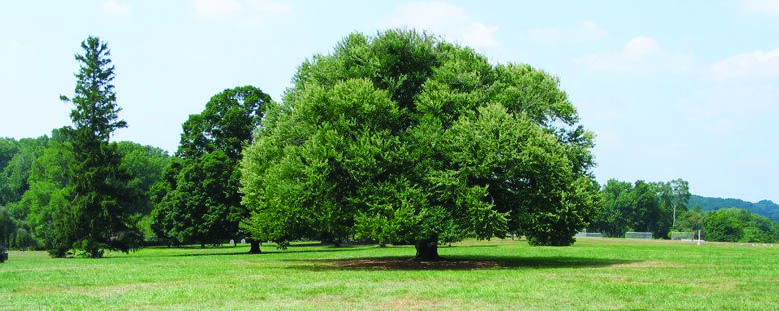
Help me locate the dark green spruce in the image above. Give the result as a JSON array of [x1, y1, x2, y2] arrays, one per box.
[[53, 36, 139, 258]]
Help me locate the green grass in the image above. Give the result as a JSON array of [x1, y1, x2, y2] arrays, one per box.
[[1, 238, 778, 310]]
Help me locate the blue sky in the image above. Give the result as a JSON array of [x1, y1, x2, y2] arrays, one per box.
[[1, 0, 777, 202]]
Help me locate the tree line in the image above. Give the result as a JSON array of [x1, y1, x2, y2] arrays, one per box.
[[689, 195, 779, 222], [587, 178, 779, 243], [1, 31, 776, 259]]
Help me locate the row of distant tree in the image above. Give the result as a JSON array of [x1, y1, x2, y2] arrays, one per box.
[[0, 135, 169, 251], [587, 179, 779, 243], [688, 195, 779, 222]]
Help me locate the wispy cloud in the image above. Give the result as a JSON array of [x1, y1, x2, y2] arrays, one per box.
[[382, 1, 499, 51], [525, 21, 606, 45], [710, 49, 779, 79], [192, 0, 293, 26], [576, 36, 693, 74], [102, 0, 131, 17]]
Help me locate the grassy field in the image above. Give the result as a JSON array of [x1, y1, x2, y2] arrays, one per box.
[[1, 238, 777, 310]]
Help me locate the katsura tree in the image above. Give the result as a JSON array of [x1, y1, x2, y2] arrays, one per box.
[[240, 30, 602, 260], [151, 86, 270, 252], [54, 36, 139, 258]]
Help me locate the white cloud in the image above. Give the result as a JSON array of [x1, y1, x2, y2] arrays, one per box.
[[102, 0, 131, 17], [576, 36, 693, 74], [192, 0, 293, 25], [710, 49, 779, 79], [526, 21, 606, 45], [382, 1, 499, 51], [742, 0, 779, 15]]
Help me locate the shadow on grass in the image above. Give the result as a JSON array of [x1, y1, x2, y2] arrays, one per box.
[[125, 245, 378, 258], [284, 255, 639, 271]]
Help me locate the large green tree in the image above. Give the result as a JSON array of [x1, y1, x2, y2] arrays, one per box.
[[151, 86, 271, 252], [54, 36, 138, 258], [241, 30, 602, 260]]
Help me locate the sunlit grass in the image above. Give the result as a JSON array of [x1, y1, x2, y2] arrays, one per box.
[[1, 238, 777, 310]]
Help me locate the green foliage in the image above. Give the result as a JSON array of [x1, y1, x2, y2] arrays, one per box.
[[115, 141, 169, 216], [703, 208, 779, 243], [0, 138, 20, 171], [54, 36, 138, 258], [12, 227, 36, 250], [151, 153, 241, 245], [151, 86, 270, 247], [689, 195, 779, 222], [241, 30, 601, 258], [18, 129, 74, 252], [0, 207, 15, 248], [0, 136, 48, 205], [590, 178, 690, 238], [676, 208, 706, 232]]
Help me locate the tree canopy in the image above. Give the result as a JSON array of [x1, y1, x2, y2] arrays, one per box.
[[704, 208, 779, 243], [240, 30, 602, 260], [590, 178, 690, 238], [151, 86, 271, 251]]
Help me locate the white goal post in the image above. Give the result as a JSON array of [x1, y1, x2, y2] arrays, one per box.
[[575, 231, 604, 238], [670, 231, 695, 241], [625, 232, 653, 239]]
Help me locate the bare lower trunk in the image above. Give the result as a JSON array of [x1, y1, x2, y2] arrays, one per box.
[[414, 236, 440, 261], [248, 239, 261, 254]]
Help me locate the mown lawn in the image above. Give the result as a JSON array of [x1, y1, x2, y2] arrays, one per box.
[[1, 238, 777, 310]]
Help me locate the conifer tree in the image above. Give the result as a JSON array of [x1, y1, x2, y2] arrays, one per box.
[[53, 36, 138, 258]]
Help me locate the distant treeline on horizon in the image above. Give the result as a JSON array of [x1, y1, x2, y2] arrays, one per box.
[[690, 195, 779, 222]]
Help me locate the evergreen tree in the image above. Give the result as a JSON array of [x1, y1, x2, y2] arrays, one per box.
[[54, 36, 138, 258]]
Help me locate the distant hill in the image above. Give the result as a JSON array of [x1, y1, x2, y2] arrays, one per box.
[[689, 195, 779, 221]]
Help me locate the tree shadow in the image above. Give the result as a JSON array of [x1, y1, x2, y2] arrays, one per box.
[[284, 255, 639, 271], [126, 245, 378, 258]]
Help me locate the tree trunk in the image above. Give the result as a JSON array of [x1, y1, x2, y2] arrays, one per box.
[[414, 236, 440, 261], [200, 242, 205, 249], [248, 239, 261, 254]]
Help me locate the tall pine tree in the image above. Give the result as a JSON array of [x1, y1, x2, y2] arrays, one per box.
[[53, 36, 138, 258]]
